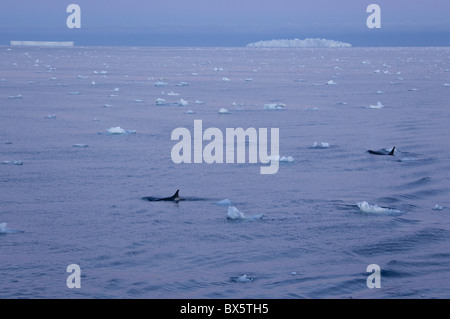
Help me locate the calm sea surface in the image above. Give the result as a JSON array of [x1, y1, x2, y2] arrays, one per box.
[[1, 46, 450, 298]]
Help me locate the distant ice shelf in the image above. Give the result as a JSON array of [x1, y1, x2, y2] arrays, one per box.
[[246, 38, 351, 48]]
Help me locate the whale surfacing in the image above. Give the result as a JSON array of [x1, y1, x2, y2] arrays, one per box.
[[142, 190, 184, 202], [368, 146, 396, 156]]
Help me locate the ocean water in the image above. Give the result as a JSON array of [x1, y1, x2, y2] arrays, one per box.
[[1, 46, 450, 299]]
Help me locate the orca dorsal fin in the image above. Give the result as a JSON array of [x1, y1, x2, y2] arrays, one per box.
[[173, 190, 180, 198], [389, 146, 396, 156]]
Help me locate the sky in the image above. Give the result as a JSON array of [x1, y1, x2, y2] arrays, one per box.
[[0, 0, 449, 46]]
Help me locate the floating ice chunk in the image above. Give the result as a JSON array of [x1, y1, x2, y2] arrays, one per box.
[[408, 88, 419, 91], [68, 91, 81, 95], [235, 274, 253, 283], [113, 87, 120, 92], [442, 83, 450, 87], [176, 82, 189, 87], [103, 104, 114, 108], [1, 160, 23, 165], [0, 223, 23, 234], [77, 75, 88, 79], [376, 90, 385, 94], [357, 201, 404, 215], [45, 114, 56, 119], [433, 204, 444, 211], [186, 110, 196, 114], [264, 103, 285, 110], [194, 100, 204, 104], [245, 78, 253, 81], [49, 77, 58, 81], [107, 127, 125, 134], [247, 38, 351, 48], [72, 144, 89, 148], [227, 206, 263, 221], [8, 94, 22, 99], [312, 142, 330, 148], [105, 127, 136, 135], [178, 99, 188, 106], [154, 81, 168, 87], [221, 77, 231, 82], [167, 91, 179, 96], [219, 108, 231, 114], [91, 81, 96, 86], [214, 67, 224, 71], [155, 98, 167, 106], [336, 102, 347, 105], [326, 80, 337, 85], [305, 107, 319, 111], [216, 199, 233, 206], [365, 102, 384, 109], [134, 99, 143, 103]]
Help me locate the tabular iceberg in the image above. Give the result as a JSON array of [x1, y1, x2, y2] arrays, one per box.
[[247, 38, 351, 48]]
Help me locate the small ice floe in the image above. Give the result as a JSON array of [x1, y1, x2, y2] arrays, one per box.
[[408, 88, 419, 91], [103, 104, 114, 108], [177, 99, 188, 106], [176, 81, 189, 87], [77, 75, 88, 79], [92, 118, 100, 122], [8, 94, 22, 99], [91, 81, 96, 86], [113, 87, 120, 92], [336, 102, 347, 105], [105, 127, 136, 135], [245, 78, 253, 82], [214, 67, 224, 71], [72, 144, 89, 148], [356, 201, 404, 216], [154, 81, 168, 87], [376, 90, 385, 94], [68, 91, 81, 95], [216, 199, 233, 206], [0, 79, 6, 82], [218, 108, 231, 114], [1, 161, 23, 166], [186, 110, 196, 114], [167, 91, 179, 96], [312, 142, 330, 149], [194, 100, 204, 105], [45, 114, 56, 119], [433, 204, 444, 211], [49, 77, 58, 81], [365, 101, 384, 109], [134, 99, 143, 103], [0, 223, 23, 234], [326, 80, 337, 85], [442, 83, 450, 87], [305, 107, 319, 111], [227, 206, 263, 221], [155, 98, 168, 106], [221, 77, 231, 82], [265, 155, 295, 163], [233, 274, 253, 283], [263, 103, 285, 110]]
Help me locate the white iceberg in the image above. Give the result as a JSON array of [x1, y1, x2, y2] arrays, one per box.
[[247, 38, 351, 48], [154, 81, 168, 87], [185, 110, 196, 114], [433, 204, 444, 211], [227, 206, 263, 221], [45, 114, 56, 119], [218, 108, 231, 114], [326, 80, 337, 85], [177, 99, 188, 106]]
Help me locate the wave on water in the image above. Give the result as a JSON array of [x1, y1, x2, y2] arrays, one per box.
[[356, 201, 405, 216]]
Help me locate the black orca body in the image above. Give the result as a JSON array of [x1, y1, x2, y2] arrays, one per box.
[[368, 146, 396, 156], [142, 190, 184, 202]]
